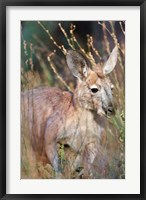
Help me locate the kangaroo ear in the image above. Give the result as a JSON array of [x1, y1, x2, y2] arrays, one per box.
[[103, 46, 118, 75], [66, 50, 89, 80]]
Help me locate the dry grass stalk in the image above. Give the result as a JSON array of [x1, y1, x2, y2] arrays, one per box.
[[109, 21, 124, 71], [119, 22, 125, 35], [70, 24, 96, 66], [47, 55, 72, 92], [86, 34, 102, 61], [37, 21, 67, 55], [101, 21, 111, 55], [58, 23, 75, 50]]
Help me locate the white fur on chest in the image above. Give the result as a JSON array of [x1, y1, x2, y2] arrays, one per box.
[[60, 109, 101, 151]]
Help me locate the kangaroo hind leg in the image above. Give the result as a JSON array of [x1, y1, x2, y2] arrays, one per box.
[[44, 114, 62, 178]]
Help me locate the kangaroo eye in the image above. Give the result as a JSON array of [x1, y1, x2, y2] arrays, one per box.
[[91, 88, 99, 93], [111, 84, 114, 90]]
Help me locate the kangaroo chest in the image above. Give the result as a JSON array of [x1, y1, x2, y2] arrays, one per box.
[[57, 109, 101, 151]]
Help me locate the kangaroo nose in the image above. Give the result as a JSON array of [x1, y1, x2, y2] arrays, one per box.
[[107, 106, 115, 114], [108, 107, 113, 113]]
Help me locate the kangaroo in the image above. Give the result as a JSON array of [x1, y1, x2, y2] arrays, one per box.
[[21, 46, 118, 178]]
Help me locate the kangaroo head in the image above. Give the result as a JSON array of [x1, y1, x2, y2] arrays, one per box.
[[66, 46, 118, 116]]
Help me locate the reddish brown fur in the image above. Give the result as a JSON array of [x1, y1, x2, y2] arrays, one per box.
[[21, 48, 118, 178]]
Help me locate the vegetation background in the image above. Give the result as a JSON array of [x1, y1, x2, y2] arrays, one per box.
[[21, 21, 125, 179]]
